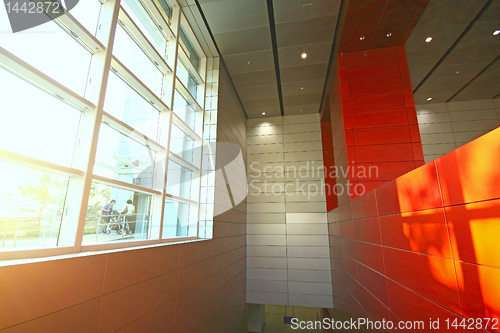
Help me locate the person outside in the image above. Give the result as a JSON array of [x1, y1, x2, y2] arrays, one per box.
[[100, 200, 116, 233], [120, 199, 135, 235]]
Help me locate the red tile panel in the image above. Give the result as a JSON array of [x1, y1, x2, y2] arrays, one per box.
[[351, 109, 408, 129], [346, 62, 401, 81]]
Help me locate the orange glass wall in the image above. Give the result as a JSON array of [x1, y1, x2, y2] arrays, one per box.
[[338, 46, 425, 197], [328, 127, 500, 331]]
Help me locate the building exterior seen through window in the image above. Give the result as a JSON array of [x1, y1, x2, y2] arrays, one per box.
[[0, 0, 218, 258]]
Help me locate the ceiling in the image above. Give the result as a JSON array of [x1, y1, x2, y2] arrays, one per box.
[[194, 0, 500, 119]]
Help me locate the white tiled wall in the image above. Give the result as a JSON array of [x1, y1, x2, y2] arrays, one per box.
[[246, 114, 333, 308], [417, 99, 500, 163]]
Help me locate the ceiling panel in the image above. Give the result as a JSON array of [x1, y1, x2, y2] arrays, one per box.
[[453, 59, 500, 101], [275, 16, 337, 48], [223, 49, 275, 74], [283, 93, 322, 106], [415, 0, 487, 28], [231, 69, 277, 88], [278, 42, 332, 68], [242, 97, 280, 111], [237, 84, 279, 101], [281, 79, 325, 96], [405, 25, 468, 53], [273, 0, 341, 24], [283, 103, 320, 115], [214, 26, 273, 55], [246, 107, 282, 118], [280, 63, 328, 83], [200, 0, 269, 33]]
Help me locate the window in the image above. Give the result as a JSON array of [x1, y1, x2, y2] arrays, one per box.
[[170, 124, 195, 164], [0, 162, 69, 249], [83, 182, 155, 244], [113, 24, 165, 97], [0, 68, 81, 167], [0, 0, 216, 258], [94, 125, 158, 190], [121, 0, 169, 59], [104, 71, 161, 140], [179, 28, 199, 71]]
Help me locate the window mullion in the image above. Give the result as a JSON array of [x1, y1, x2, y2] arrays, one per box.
[[60, 0, 122, 251]]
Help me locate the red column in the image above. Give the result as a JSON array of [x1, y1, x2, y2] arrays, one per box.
[[321, 120, 338, 211], [338, 45, 425, 198]]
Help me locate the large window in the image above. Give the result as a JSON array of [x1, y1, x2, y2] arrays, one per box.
[[0, 0, 217, 259]]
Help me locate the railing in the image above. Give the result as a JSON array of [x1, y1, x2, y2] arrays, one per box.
[[84, 213, 151, 243], [0, 216, 62, 247]]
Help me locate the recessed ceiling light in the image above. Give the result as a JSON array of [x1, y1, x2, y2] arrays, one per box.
[[425, 37, 433, 42], [262, 112, 266, 115], [301, 1, 313, 6], [247, 61, 252, 65], [359, 36, 365, 40], [494, 30, 500, 36], [427, 97, 433, 101], [386, 32, 392, 37], [300, 109, 303, 112], [300, 87, 304, 90], [301, 53, 307, 58], [456, 70, 460, 74]]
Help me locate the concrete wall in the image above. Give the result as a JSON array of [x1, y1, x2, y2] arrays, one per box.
[[417, 98, 500, 163], [0, 61, 248, 333], [246, 113, 333, 309]]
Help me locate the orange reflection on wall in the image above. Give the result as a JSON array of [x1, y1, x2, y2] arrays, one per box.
[[396, 162, 442, 213]]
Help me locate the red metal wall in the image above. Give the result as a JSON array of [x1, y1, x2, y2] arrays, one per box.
[[328, 127, 500, 332], [337, 46, 425, 198], [321, 120, 339, 211]]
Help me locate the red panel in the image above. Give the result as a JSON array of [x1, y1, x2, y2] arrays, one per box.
[[346, 62, 401, 81], [458, 262, 500, 323], [353, 126, 411, 145], [375, 179, 401, 216], [359, 181, 388, 193], [338, 66, 347, 82], [357, 264, 388, 306], [407, 107, 418, 124], [379, 208, 453, 258], [395, 161, 443, 213], [404, 91, 415, 107], [355, 161, 415, 181], [350, 93, 406, 112], [343, 114, 352, 129], [412, 142, 425, 160], [343, 255, 359, 280], [343, 47, 398, 67], [436, 127, 500, 206], [409, 125, 421, 142], [355, 143, 414, 163], [399, 59, 410, 76], [344, 129, 354, 146], [354, 217, 381, 244], [384, 247, 462, 313], [341, 238, 356, 259], [396, 46, 407, 61], [347, 76, 403, 97], [355, 242, 385, 274], [445, 199, 500, 268], [351, 190, 378, 219], [340, 82, 349, 98], [386, 280, 465, 333], [351, 109, 408, 128], [401, 75, 412, 92], [340, 220, 355, 239]]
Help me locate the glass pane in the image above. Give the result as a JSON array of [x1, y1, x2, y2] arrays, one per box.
[[0, 162, 69, 249], [83, 182, 155, 244], [94, 124, 157, 190], [121, 0, 168, 59], [170, 124, 194, 164], [68, 0, 103, 36], [173, 89, 197, 131], [166, 160, 192, 200], [104, 71, 160, 140], [155, 0, 173, 25], [162, 198, 191, 238], [113, 24, 164, 97], [0, 17, 92, 96], [179, 28, 199, 71], [0, 68, 81, 167], [177, 59, 198, 97]]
